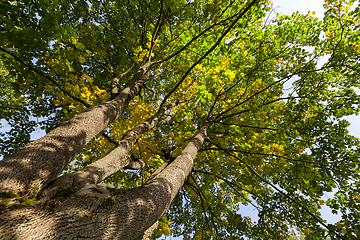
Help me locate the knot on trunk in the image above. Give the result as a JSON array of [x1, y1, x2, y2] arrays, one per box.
[[124, 154, 145, 170], [39, 173, 75, 200], [77, 184, 110, 198]]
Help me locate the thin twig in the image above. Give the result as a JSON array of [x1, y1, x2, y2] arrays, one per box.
[[208, 139, 345, 239], [0, 47, 91, 108]]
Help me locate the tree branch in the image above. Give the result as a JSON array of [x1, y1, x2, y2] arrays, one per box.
[[0, 47, 92, 108], [193, 169, 265, 203], [208, 138, 345, 239], [160, 0, 261, 109], [111, 62, 136, 98]]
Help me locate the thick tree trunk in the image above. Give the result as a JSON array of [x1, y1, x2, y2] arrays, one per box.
[[47, 92, 179, 192], [67, 99, 174, 189], [0, 124, 209, 239], [0, 65, 150, 196]]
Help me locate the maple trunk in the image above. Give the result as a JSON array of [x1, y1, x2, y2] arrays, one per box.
[[0, 65, 150, 196], [0, 124, 208, 239]]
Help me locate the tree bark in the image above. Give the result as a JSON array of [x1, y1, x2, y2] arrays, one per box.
[[0, 64, 150, 196], [136, 221, 159, 240], [0, 123, 209, 239], [69, 104, 169, 189], [47, 91, 179, 191]]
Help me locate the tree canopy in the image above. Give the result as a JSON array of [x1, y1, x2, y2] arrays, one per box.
[[0, 0, 359, 239]]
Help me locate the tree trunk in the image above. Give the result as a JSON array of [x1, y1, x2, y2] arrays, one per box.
[[0, 124, 209, 239], [66, 97, 176, 189], [0, 65, 150, 196], [45, 90, 180, 194]]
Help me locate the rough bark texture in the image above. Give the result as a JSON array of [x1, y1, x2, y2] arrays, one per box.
[[70, 111, 164, 189], [0, 186, 165, 240], [0, 125, 208, 239], [136, 221, 159, 240], [0, 65, 150, 196], [48, 95, 178, 191]]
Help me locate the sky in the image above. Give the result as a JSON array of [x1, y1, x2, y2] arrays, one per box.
[[0, 0, 359, 239]]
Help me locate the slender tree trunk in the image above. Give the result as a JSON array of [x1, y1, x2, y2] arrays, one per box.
[[0, 65, 150, 196], [0, 123, 209, 239], [66, 98, 175, 189]]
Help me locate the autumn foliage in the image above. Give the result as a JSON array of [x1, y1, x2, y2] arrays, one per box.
[[0, 0, 360, 239]]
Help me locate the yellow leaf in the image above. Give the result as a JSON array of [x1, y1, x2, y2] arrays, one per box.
[[146, 42, 151, 49], [74, 104, 84, 113], [194, 64, 202, 71], [70, 37, 77, 44], [81, 86, 89, 93], [45, 85, 54, 91], [92, 85, 101, 95], [100, 93, 111, 101], [53, 99, 60, 106], [82, 74, 93, 84], [83, 155, 91, 162], [220, 59, 230, 69], [227, 70, 236, 80], [79, 56, 85, 63]]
